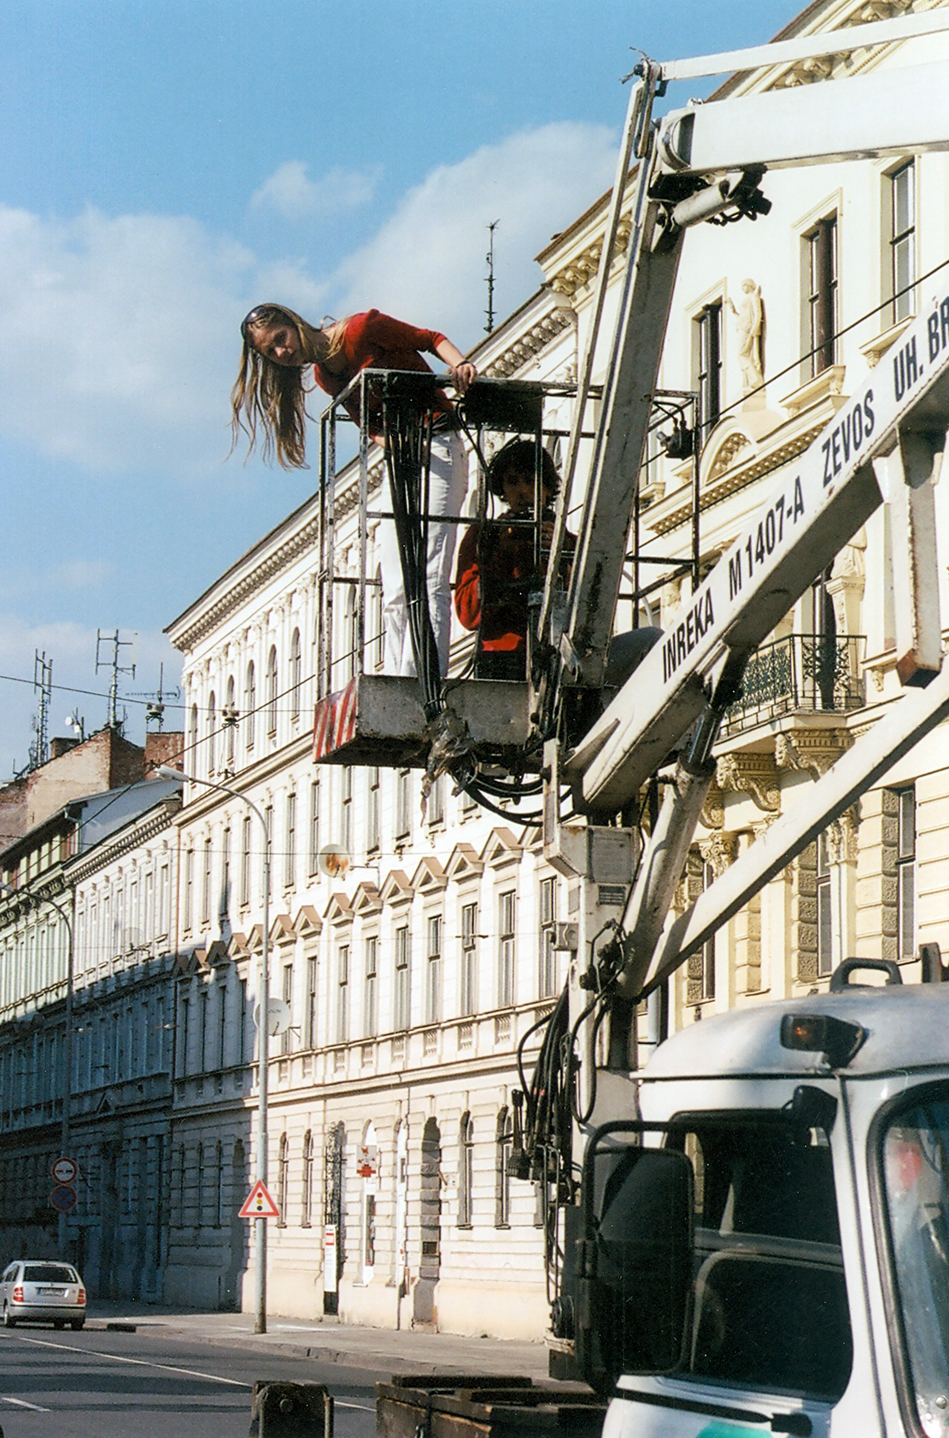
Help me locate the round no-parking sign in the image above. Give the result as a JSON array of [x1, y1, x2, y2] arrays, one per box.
[[51, 1157, 79, 1186]]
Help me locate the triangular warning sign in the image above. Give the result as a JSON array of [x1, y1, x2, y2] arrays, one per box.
[[239, 1180, 281, 1219]]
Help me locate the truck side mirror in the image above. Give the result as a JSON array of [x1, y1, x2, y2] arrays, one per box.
[[576, 1146, 693, 1392]]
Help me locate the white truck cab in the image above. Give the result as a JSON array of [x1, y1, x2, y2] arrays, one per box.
[[575, 972, 949, 1438]]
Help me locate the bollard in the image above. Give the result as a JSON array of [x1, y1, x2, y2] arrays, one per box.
[[248, 1381, 334, 1438]]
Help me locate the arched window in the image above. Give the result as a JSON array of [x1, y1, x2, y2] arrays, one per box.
[[207, 692, 216, 776], [188, 703, 199, 768], [224, 675, 237, 768], [276, 1131, 289, 1227], [495, 1107, 513, 1228], [458, 1112, 474, 1228], [289, 628, 302, 722], [302, 1130, 313, 1227], [266, 645, 279, 736], [245, 662, 256, 749]]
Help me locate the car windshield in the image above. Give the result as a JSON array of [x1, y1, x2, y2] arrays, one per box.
[[22, 1265, 76, 1284], [880, 1087, 949, 1437]]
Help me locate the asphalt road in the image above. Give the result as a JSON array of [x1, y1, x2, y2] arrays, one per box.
[[0, 1323, 380, 1437]]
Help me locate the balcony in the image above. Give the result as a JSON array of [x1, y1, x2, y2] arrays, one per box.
[[723, 634, 865, 735]]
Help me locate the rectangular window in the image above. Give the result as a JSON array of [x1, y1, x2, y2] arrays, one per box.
[[461, 902, 478, 1017], [425, 915, 442, 1025], [369, 580, 384, 671], [201, 838, 212, 927], [428, 774, 445, 827], [367, 769, 381, 853], [498, 891, 516, 1009], [807, 215, 838, 376], [539, 877, 558, 1000], [396, 769, 412, 840], [817, 831, 833, 978], [216, 977, 228, 1070], [281, 962, 293, 1056], [897, 786, 916, 959], [220, 828, 231, 927], [394, 925, 410, 1030], [284, 791, 297, 889], [336, 945, 349, 1044], [341, 769, 353, 856], [183, 850, 194, 932], [240, 816, 252, 907], [364, 936, 378, 1038], [306, 955, 318, 1050], [309, 779, 320, 875], [695, 301, 723, 431], [890, 160, 916, 324]]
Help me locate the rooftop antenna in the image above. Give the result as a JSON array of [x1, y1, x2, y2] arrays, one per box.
[[28, 650, 53, 771], [485, 219, 500, 334], [129, 663, 180, 731], [96, 629, 136, 731]]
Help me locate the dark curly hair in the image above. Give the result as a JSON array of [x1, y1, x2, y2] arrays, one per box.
[[486, 438, 560, 499]]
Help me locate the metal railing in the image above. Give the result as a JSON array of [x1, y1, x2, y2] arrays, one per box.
[[723, 633, 865, 733]]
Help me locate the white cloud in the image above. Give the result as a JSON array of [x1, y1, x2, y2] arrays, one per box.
[[332, 122, 617, 347], [250, 160, 380, 220], [0, 122, 615, 483], [0, 204, 256, 477]]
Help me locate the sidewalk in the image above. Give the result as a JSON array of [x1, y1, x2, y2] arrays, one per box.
[[85, 1298, 551, 1380]]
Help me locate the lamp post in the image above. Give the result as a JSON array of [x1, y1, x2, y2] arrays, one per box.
[[156, 765, 271, 1334], [0, 879, 75, 1255]]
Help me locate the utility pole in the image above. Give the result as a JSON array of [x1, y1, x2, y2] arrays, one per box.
[[485, 220, 499, 334], [95, 630, 136, 730]]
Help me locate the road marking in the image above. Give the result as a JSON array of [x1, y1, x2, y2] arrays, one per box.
[[0, 1395, 52, 1411], [10, 1335, 249, 1387], [8, 1333, 374, 1411]]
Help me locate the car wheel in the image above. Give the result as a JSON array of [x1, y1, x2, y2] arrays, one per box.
[[70, 1319, 84, 1331], [53, 1319, 65, 1329], [3, 1306, 15, 1328]]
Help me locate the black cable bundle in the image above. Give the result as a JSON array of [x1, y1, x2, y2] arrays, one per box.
[[380, 383, 444, 721]]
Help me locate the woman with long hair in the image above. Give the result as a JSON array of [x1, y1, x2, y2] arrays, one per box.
[[232, 303, 476, 678]]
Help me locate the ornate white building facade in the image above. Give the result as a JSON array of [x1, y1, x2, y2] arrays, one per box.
[[3, 0, 949, 1338]]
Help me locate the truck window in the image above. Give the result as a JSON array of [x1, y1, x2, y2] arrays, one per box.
[[671, 1119, 852, 1400], [879, 1087, 949, 1437]]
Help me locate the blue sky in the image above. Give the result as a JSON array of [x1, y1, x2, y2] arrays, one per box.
[[0, 0, 799, 775]]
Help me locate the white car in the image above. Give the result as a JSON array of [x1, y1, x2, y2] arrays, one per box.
[[0, 1261, 85, 1329]]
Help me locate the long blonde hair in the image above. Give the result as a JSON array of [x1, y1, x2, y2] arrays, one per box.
[[230, 303, 344, 469]]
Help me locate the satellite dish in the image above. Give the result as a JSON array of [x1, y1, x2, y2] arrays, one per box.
[[319, 844, 350, 878], [253, 997, 291, 1036]]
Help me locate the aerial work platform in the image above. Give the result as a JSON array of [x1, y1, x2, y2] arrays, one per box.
[[312, 673, 531, 768]]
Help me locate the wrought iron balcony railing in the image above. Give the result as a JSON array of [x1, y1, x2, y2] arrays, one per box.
[[723, 633, 866, 735]]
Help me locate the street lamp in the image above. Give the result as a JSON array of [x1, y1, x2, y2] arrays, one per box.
[[156, 765, 272, 1334], [0, 878, 75, 1256]]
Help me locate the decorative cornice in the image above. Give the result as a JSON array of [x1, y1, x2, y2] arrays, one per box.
[[546, 218, 632, 300], [64, 804, 177, 887], [775, 727, 852, 778], [716, 752, 780, 812], [483, 307, 575, 378]]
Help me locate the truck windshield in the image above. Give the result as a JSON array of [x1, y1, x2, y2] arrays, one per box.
[[670, 1117, 851, 1399], [880, 1088, 949, 1437]]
